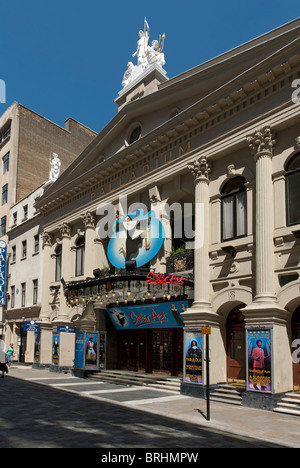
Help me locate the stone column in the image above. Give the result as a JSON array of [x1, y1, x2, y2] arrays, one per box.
[[247, 126, 277, 306], [39, 231, 54, 365], [243, 126, 292, 400], [82, 212, 96, 278], [186, 156, 213, 320], [40, 232, 53, 323], [57, 223, 72, 323], [182, 156, 224, 390]]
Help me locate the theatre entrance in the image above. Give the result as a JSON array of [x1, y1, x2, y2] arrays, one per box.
[[118, 329, 183, 376], [292, 307, 300, 390], [226, 307, 246, 383]]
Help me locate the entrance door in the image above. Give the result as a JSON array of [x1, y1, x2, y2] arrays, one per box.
[[292, 308, 300, 389], [152, 329, 183, 375], [152, 330, 172, 373], [226, 307, 246, 382], [118, 331, 147, 372]]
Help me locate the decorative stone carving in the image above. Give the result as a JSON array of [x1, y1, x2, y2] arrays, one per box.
[[41, 231, 52, 247], [247, 126, 276, 157], [188, 156, 212, 183], [81, 212, 95, 229], [227, 164, 236, 176], [59, 223, 71, 238], [295, 136, 300, 150]]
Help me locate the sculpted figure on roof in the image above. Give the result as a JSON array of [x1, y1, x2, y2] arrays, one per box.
[[121, 18, 166, 89]]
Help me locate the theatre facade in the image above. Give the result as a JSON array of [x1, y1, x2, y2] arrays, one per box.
[[33, 18, 300, 410]]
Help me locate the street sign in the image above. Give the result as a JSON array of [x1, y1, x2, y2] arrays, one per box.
[[202, 326, 211, 335]]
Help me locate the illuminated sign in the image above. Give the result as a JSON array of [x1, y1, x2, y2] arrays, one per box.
[[107, 209, 165, 269], [107, 300, 188, 330], [146, 271, 184, 286]]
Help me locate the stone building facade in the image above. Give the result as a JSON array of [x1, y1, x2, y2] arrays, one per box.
[[22, 18, 300, 410]]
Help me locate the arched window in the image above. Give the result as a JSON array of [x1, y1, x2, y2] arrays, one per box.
[[286, 153, 300, 226], [55, 245, 62, 282], [221, 176, 247, 242], [75, 236, 85, 277]]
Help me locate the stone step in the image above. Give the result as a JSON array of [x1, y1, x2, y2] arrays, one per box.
[[88, 370, 181, 393], [210, 384, 244, 406], [274, 392, 300, 416]]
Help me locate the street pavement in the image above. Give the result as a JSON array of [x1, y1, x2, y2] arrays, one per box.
[[0, 365, 299, 449]]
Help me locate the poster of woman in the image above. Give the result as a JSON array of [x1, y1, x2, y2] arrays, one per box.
[[247, 329, 272, 392], [184, 331, 203, 384]]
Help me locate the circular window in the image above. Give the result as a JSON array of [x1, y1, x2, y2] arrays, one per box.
[[129, 126, 142, 144]]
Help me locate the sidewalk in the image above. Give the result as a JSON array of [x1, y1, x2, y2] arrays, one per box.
[[7, 365, 300, 448]]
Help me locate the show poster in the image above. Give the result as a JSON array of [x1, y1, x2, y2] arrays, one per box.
[[99, 333, 106, 370], [52, 333, 60, 366], [185, 331, 203, 384], [107, 301, 188, 330], [75, 332, 84, 369], [34, 332, 40, 363], [85, 332, 98, 369], [247, 329, 272, 392]]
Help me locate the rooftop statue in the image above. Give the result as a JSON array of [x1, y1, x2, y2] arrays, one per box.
[[49, 152, 61, 182], [122, 18, 166, 89]]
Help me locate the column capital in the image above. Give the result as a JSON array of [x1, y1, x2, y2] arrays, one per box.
[[41, 231, 52, 247], [59, 223, 71, 239], [188, 156, 212, 183], [81, 211, 95, 229], [247, 125, 276, 159]]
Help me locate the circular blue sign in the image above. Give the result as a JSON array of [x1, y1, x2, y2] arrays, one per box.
[[107, 209, 165, 269]]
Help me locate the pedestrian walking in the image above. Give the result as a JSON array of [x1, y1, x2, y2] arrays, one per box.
[[6, 344, 14, 368], [0, 342, 8, 378]]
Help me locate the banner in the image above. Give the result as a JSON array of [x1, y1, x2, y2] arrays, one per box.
[[0, 240, 7, 305], [107, 301, 188, 330], [247, 329, 272, 392], [52, 333, 60, 366], [184, 331, 203, 384]]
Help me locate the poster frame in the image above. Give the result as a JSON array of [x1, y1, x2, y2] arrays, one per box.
[[245, 325, 274, 394], [183, 329, 203, 385]]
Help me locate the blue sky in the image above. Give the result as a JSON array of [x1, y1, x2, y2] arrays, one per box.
[[1, 0, 300, 133]]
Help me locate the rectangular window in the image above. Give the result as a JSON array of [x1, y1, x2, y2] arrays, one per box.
[[21, 283, 26, 307], [287, 172, 300, 225], [222, 191, 247, 241], [22, 240, 27, 258], [11, 286, 15, 308], [12, 212, 17, 226], [2, 183, 8, 205], [33, 279, 38, 304], [11, 245, 16, 262], [0, 216, 6, 236], [23, 205, 28, 219], [2, 152, 9, 173], [34, 234, 39, 253]]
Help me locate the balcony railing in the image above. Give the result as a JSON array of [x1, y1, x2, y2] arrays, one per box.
[[166, 250, 194, 273]]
